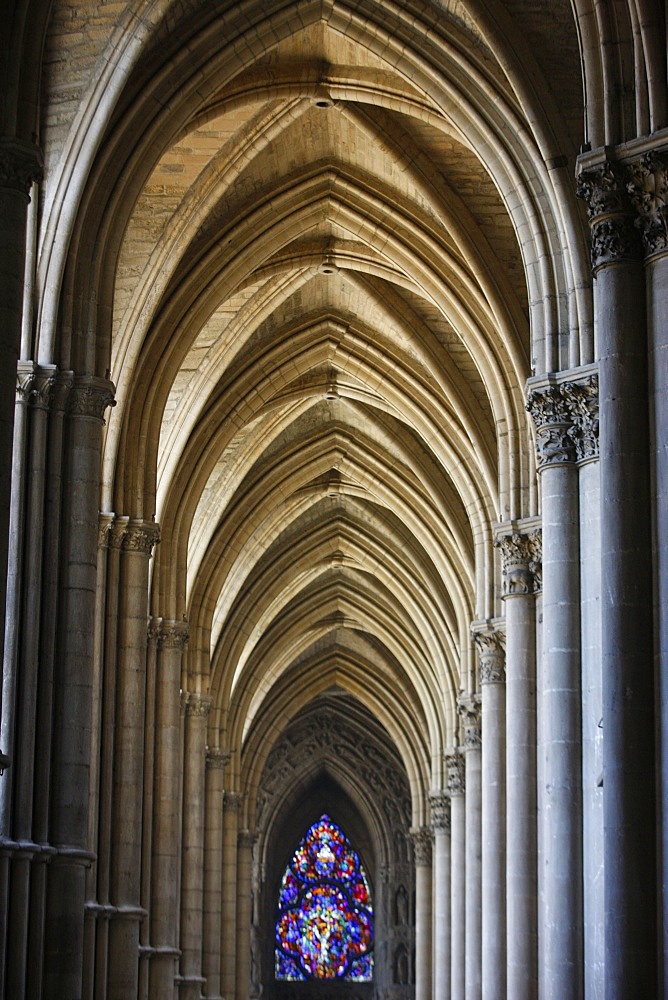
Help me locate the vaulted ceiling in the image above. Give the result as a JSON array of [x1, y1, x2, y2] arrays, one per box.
[[33, 0, 591, 823]]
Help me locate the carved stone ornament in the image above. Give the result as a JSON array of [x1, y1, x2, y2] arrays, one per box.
[[410, 826, 433, 866], [98, 513, 115, 549], [16, 365, 57, 409], [51, 371, 75, 412], [185, 692, 213, 717], [0, 138, 44, 196], [445, 748, 465, 796], [472, 629, 506, 684], [457, 693, 482, 750], [158, 619, 190, 649], [562, 375, 599, 462], [576, 161, 629, 219], [68, 376, 116, 421], [238, 829, 257, 850], [429, 792, 451, 833], [121, 519, 161, 554], [224, 791, 244, 811], [589, 215, 642, 270], [495, 530, 542, 596], [526, 386, 576, 468], [206, 747, 232, 770], [627, 152, 668, 257]]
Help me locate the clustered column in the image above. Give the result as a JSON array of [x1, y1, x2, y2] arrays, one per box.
[[429, 792, 451, 1000], [527, 384, 582, 1000], [577, 155, 658, 997], [202, 748, 230, 1000], [446, 748, 466, 1000], [458, 692, 482, 1000], [410, 826, 433, 1000], [495, 524, 540, 1000], [473, 623, 506, 1000]]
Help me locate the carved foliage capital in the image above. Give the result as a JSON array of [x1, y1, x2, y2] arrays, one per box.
[[457, 693, 482, 749], [428, 793, 451, 832], [576, 160, 629, 219], [445, 748, 465, 796], [16, 365, 57, 409], [472, 628, 506, 683], [157, 619, 189, 649], [206, 747, 232, 770], [562, 375, 599, 462], [527, 377, 599, 468], [225, 791, 244, 811], [68, 376, 116, 421], [121, 520, 160, 555], [410, 827, 433, 867], [495, 530, 542, 596], [626, 152, 668, 257], [0, 138, 43, 195], [185, 692, 213, 718]]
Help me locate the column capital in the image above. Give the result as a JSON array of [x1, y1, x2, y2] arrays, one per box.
[[224, 791, 244, 811], [576, 159, 643, 270], [157, 619, 190, 649], [121, 518, 160, 555], [494, 525, 542, 596], [16, 362, 57, 409], [410, 826, 433, 867], [526, 367, 599, 469], [184, 692, 213, 718], [471, 621, 506, 684], [238, 829, 257, 850], [445, 747, 466, 796], [98, 513, 115, 549], [626, 151, 668, 258], [429, 792, 451, 833], [457, 692, 482, 749], [68, 375, 116, 421], [206, 747, 232, 770], [0, 137, 43, 196]]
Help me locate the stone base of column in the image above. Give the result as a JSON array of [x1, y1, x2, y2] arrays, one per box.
[[177, 973, 206, 1000]]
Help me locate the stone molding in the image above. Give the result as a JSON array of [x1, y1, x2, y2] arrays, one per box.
[[471, 623, 506, 683], [494, 527, 542, 596], [68, 375, 116, 421], [457, 692, 482, 750], [428, 792, 451, 833], [184, 692, 213, 717], [410, 826, 433, 867], [526, 369, 599, 469], [0, 138, 43, 195], [206, 747, 232, 770], [445, 747, 465, 796]]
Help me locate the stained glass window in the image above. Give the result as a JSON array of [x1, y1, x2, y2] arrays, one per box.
[[275, 814, 374, 981]]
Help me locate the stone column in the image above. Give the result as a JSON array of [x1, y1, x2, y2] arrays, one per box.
[[473, 624, 506, 1000], [411, 827, 433, 1000], [627, 150, 668, 992], [236, 830, 256, 1000], [458, 693, 482, 1000], [0, 138, 42, 690], [149, 619, 189, 1000], [495, 525, 541, 1000], [446, 748, 465, 1000], [107, 518, 160, 1000], [429, 792, 451, 1000], [577, 157, 656, 998], [179, 693, 212, 1000], [202, 748, 230, 1000], [221, 792, 242, 1000], [527, 383, 583, 1000], [566, 377, 603, 1000], [43, 376, 115, 1000]]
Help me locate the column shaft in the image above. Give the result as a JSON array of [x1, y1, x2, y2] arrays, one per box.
[[235, 831, 255, 1000], [412, 828, 433, 1000], [447, 751, 465, 1000], [459, 696, 482, 1000], [221, 793, 241, 999], [429, 794, 451, 1000], [202, 750, 228, 1000]]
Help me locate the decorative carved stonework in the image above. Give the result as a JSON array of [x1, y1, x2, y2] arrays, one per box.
[[147, 617, 161, 643], [495, 530, 542, 596], [206, 747, 232, 770], [445, 748, 465, 796], [238, 829, 256, 850], [457, 693, 482, 750], [158, 619, 189, 649], [526, 385, 576, 468], [68, 376, 116, 421], [576, 161, 628, 218], [224, 791, 243, 812], [627, 152, 668, 257], [121, 520, 160, 555], [410, 827, 433, 867], [51, 371, 75, 412], [472, 628, 506, 684], [563, 375, 599, 462], [576, 159, 647, 268], [16, 365, 57, 409], [0, 138, 43, 195], [429, 792, 451, 833], [185, 692, 213, 717], [109, 517, 129, 550], [98, 513, 115, 549]]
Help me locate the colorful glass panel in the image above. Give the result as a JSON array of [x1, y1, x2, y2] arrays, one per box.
[[275, 814, 374, 981]]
